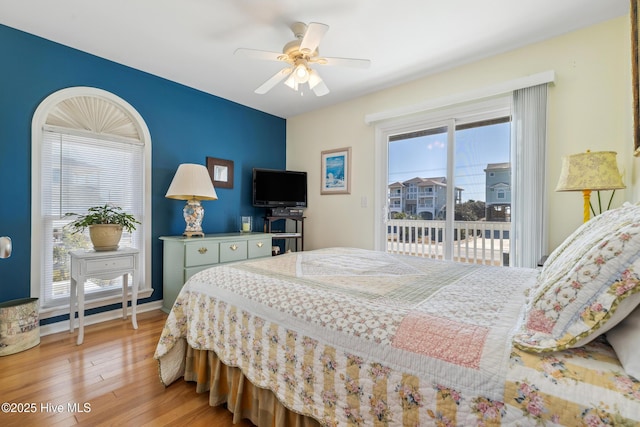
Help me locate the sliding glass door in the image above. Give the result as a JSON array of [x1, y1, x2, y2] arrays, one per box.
[[383, 104, 511, 265]]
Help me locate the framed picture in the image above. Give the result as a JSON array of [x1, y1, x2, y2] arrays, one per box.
[[321, 147, 351, 195], [633, 0, 640, 156], [206, 157, 234, 189]]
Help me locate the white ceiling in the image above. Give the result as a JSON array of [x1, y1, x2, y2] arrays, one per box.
[[0, 0, 629, 118]]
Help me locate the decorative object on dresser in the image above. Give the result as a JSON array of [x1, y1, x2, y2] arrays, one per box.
[[165, 163, 218, 237], [65, 204, 140, 251], [159, 232, 273, 313], [240, 216, 252, 232], [555, 150, 625, 223]]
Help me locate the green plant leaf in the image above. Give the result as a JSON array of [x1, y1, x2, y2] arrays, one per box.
[[64, 204, 140, 233]]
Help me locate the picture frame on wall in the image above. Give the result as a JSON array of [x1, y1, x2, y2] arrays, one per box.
[[633, 0, 640, 156], [321, 147, 351, 195], [206, 157, 234, 189]]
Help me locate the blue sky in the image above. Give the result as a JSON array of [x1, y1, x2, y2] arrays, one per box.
[[388, 122, 510, 202]]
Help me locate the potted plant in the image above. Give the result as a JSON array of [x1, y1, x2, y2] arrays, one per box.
[[65, 204, 140, 251]]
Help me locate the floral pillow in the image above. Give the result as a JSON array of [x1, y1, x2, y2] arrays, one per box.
[[514, 205, 640, 353], [537, 202, 638, 288]]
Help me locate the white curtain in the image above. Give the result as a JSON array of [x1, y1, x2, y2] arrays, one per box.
[[510, 84, 548, 268]]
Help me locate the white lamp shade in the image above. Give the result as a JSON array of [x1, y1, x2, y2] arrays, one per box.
[[165, 163, 218, 201]]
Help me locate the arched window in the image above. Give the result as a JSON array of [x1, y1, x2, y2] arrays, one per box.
[[31, 87, 151, 315]]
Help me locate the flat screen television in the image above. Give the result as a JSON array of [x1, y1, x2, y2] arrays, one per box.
[[252, 168, 307, 208]]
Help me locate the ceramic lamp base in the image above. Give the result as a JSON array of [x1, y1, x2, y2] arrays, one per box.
[[183, 199, 205, 237], [183, 230, 205, 237]]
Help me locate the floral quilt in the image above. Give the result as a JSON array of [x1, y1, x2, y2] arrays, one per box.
[[155, 247, 640, 426]]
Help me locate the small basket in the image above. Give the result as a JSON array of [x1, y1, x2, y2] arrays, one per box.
[[0, 298, 40, 356]]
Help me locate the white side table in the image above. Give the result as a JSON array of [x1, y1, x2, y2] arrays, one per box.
[[69, 248, 140, 345]]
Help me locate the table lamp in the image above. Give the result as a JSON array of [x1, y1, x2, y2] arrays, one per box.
[[165, 163, 218, 237], [555, 150, 625, 223]]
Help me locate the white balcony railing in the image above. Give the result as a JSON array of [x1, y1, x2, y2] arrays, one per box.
[[386, 219, 510, 266]]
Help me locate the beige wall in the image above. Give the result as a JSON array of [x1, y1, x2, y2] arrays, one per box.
[[287, 16, 633, 253]]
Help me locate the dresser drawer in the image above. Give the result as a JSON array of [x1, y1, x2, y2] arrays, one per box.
[[85, 255, 134, 274], [160, 233, 273, 314], [185, 241, 219, 267], [219, 240, 247, 263], [248, 238, 271, 259]]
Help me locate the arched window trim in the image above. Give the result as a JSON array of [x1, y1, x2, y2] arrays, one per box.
[[31, 87, 152, 318]]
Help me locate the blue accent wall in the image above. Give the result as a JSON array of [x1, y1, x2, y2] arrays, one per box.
[[0, 24, 286, 319]]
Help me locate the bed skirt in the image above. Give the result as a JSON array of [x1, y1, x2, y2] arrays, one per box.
[[184, 346, 321, 427]]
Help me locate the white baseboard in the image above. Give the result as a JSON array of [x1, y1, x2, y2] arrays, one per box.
[[39, 300, 164, 337]]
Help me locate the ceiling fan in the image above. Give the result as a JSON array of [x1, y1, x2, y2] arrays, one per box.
[[235, 22, 371, 97]]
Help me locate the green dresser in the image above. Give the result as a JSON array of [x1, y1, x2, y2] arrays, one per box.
[[159, 233, 272, 313]]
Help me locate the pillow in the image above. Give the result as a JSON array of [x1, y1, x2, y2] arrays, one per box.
[[607, 306, 640, 380], [537, 202, 638, 287], [514, 203, 640, 353]]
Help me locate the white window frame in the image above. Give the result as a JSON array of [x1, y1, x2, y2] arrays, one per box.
[[374, 96, 512, 253], [31, 87, 153, 319]]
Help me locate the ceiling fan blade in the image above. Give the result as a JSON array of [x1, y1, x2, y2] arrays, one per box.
[[312, 56, 371, 69], [300, 22, 329, 55], [235, 48, 288, 62], [311, 80, 329, 97], [308, 69, 329, 97], [255, 67, 293, 94]]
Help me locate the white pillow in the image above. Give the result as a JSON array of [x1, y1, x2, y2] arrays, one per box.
[[607, 306, 640, 380]]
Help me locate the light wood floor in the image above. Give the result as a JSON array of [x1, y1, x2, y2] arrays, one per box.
[[0, 309, 253, 426]]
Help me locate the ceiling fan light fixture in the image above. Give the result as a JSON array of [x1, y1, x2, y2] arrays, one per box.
[[284, 73, 298, 90], [237, 21, 368, 97], [293, 62, 310, 84]]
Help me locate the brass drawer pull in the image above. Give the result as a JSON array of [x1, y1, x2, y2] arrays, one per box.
[[198, 247, 208, 254], [257, 242, 263, 248], [230, 244, 238, 251]]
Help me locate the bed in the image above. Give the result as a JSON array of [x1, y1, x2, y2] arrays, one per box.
[[155, 204, 640, 426]]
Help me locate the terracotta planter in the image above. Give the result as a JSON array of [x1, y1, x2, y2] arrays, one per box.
[[89, 224, 123, 251]]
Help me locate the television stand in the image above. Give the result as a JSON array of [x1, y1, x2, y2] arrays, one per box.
[[264, 215, 305, 253], [266, 207, 305, 217]]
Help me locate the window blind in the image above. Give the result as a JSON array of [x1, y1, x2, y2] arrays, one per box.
[[39, 130, 144, 307]]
